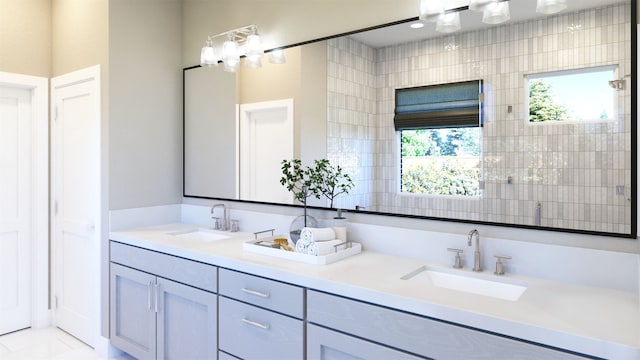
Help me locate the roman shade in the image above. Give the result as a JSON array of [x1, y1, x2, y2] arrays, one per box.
[[394, 80, 483, 130]]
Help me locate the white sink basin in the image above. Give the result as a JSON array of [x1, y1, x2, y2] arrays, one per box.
[[401, 265, 527, 301], [168, 228, 233, 242]]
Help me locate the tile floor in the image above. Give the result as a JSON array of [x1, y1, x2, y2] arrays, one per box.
[[0, 327, 129, 360]]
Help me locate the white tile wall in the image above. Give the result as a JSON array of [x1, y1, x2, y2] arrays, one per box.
[[327, 3, 632, 234]]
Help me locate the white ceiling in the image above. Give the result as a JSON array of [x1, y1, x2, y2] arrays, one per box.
[[349, 0, 628, 48]]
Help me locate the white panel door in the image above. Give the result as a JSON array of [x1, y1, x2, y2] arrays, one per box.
[[239, 99, 294, 203], [0, 87, 32, 335], [51, 66, 101, 347]]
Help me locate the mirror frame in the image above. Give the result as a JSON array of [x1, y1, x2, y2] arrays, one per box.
[[184, 6, 638, 239]]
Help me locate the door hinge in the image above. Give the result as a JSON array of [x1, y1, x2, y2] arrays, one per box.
[[54, 200, 58, 216], [54, 296, 58, 310]]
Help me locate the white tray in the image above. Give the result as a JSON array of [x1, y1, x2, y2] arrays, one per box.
[[243, 237, 362, 265]]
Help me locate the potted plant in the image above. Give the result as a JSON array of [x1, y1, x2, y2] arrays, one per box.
[[280, 159, 320, 242], [280, 159, 354, 242]]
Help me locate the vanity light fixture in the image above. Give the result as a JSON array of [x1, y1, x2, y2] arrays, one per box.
[[422, 0, 564, 34], [200, 24, 280, 72], [536, 0, 567, 14]]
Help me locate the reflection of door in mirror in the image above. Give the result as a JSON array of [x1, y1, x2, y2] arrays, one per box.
[[239, 99, 294, 203], [184, 67, 238, 198]]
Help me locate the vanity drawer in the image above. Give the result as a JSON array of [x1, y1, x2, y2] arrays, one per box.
[[218, 297, 304, 360], [110, 241, 217, 293], [218, 268, 304, 318], [307, 290, 588, 360]]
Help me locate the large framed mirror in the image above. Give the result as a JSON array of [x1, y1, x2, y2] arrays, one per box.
[[184, 0, 636, 238]]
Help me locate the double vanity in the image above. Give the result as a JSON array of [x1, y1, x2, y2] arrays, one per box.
[[107, 209, 640, 360]]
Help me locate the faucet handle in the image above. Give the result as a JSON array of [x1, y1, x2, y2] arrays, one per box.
[[493, 255, 512, 275], [230, 219, 239, 232], [447, 248, 464, 269], [212, 217, 222, 230]]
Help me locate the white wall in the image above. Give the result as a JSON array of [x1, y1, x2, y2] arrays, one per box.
[[109, 0, 183, 210], [0, 0, 51, 77]]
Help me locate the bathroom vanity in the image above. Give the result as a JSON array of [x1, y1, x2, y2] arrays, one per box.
[[108, 222, 640, 360]]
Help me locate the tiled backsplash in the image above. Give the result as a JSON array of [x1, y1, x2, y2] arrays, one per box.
[[327, 3, 632, 234]]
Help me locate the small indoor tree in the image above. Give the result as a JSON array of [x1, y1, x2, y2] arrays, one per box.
[[309, 159, 354, 209]]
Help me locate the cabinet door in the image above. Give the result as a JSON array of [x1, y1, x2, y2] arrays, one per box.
[[110, 263, 157, 360], [307, 324, 423, 360], [156, 278, 217, 360]]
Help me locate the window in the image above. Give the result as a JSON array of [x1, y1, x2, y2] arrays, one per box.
[[526, 66, 617, 123], [395, 81, 482, 197]]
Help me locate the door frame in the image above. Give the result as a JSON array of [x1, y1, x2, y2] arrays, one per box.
[[0, 71, 50, 329]]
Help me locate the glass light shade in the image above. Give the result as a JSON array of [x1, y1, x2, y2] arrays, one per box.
[[469, 0, 496, 12], [483, 1, 510, 25], [245, 55, 262, 68], [222, 39, 240, 64], [419, 0, 444, 22], [223, 59, 240, 72], [436, 12, 461, 33], [268, 49, 286, 64], [200, 40, 217, 67], [245, 34, 264, 57], [536, 0, 567, 14]]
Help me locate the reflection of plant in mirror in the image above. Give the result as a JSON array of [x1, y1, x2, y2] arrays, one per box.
[[280, 158, 354, 208], [309, 159, 354, 209], [280, 159, 320, 205]]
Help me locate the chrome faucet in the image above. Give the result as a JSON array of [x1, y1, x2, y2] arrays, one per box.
[[211, 203, 228, 231], [467, 229, 481, 272]]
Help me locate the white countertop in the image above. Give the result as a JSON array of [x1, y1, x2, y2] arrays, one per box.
[[110, 223, 640, 359]]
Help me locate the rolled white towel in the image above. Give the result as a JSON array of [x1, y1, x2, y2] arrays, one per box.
[[301, 227, 336, 243], [306, 242, 318, 256], [299, 227, 314, 245], [295, 238, 309, 254]]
